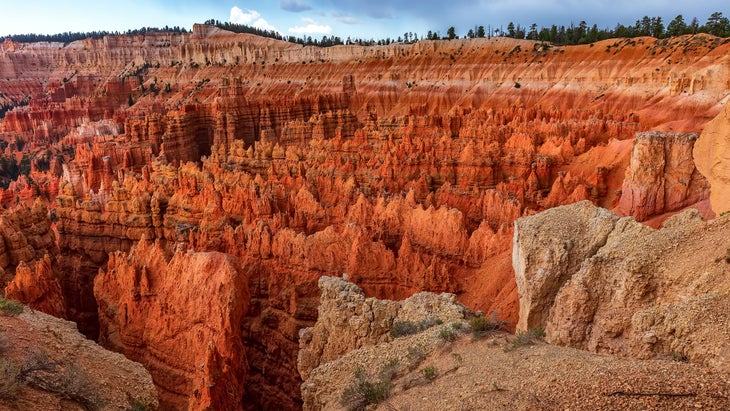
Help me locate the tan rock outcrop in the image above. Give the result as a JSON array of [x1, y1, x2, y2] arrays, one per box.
[[297, 276, 471, 381], [514, 201, 730, 372], [0, 307, 157, 410], [297, 276, 472, 409], [694, 102, 730, 215]]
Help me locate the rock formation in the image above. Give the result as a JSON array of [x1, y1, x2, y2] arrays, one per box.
[[298, 276, 471, 381], [0, 305, 157, 410], [615, 132, 710, 221], [514, 201, 730, 372], [2, 27, 729, 409], [298, 276, 730, 410], [94, 239, 249, 410], [694, 102, 730, 215]]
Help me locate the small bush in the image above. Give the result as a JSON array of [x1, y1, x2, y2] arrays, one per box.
[[340, 367, 393, 411], [127, 399, 152, 411], [0, 297, 23, 316], [406, 346, 425, 371], [439, 327, 458, 342], [0, 358, 19, 400], [422, 366, 438, 381], [468, 312, 506, 340], [451, 322, 463, 331], [390, 318, 441, 338], [670, 352, 688, 362], [504, 328, 546, 352]]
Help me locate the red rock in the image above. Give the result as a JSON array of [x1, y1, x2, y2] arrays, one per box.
[[5, 255, 66, 318], [2, 29, 728, 410], [94, 239, 249, 410]]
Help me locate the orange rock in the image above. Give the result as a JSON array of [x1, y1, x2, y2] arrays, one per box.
[[3, 29, 729, 410], [5, 255, 66, 318], [95, 239, 249, 410], [694, 103, 730, 215]]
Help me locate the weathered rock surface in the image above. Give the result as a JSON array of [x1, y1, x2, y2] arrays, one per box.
[[514, 201, 730, 372], [615, 132, 710, 221], [297, 276, 471, 381], [2, 28, 730, 409], [297, 276, 473, 410], [0, 306, 157, 410], [695, 102, 730, 215], [94, 238, 249, 410], [298, 276, 730, 411]]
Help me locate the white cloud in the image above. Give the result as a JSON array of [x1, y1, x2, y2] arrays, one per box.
[[230, 6, 279, 33], [230, 7, 260, 25], [288, 18, 333, 34], [253, 18, 278, 32]]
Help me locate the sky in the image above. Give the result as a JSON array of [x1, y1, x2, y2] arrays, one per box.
[[0, 0, 728, 40]]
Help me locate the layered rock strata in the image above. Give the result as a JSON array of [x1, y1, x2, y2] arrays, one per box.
[[94, 239, 249, 410], [1, 27, 729, 409]]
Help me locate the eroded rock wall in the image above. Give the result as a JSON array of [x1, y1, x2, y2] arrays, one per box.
[[2, 28, 729, 410], [94, 239, 249, 410], [514, 201, 730, 372], [694, 102, 730, 215]]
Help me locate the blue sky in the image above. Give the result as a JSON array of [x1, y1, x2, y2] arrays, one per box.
[[0, 1, 727, 39]]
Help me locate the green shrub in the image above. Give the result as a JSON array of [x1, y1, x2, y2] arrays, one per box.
[[451, 322, 463, 331], [390, 318, 441, 338], [468, 312, 506, 340], [439, 327, 458, 342], [340, 367, 393, 411], [127, 399, 152, 411], [406, 346, 425, 371], [670, 352, 688, 362], [0, 297, 23, 316], [422, 366, 438, 381]]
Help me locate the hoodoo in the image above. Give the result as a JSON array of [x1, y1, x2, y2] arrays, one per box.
[[1, 23, 729, 409]]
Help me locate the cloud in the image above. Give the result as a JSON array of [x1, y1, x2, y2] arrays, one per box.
[[288, 18, 333, 34], [281, 0, 312, 12], [229, 6, 260, 25], [229, 6, 279, 33], [333, 12, 362, 25]]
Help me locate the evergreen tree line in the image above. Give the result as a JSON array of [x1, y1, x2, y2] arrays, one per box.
[[209, 12, 730, 47], [0, 26, 188, 44], [495, 12, 730, 45], [1, 12, 727, 48]]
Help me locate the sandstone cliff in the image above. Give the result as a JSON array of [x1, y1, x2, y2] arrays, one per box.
[[694, 102, 730, 215], [94, 239, 249, 410], [514, 201, 730, 372]]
